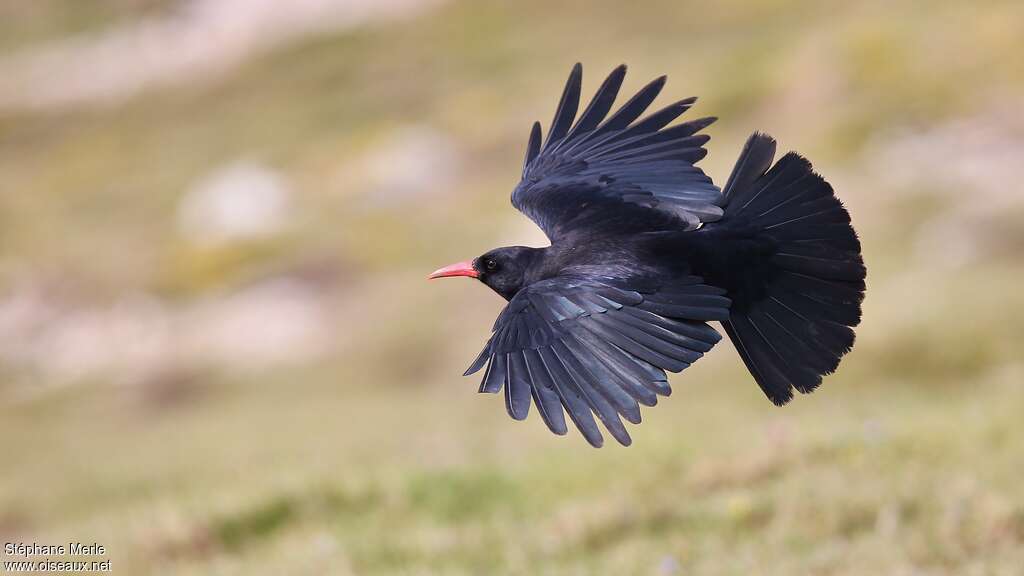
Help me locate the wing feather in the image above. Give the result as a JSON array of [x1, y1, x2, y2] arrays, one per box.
[[474, 276, 729, 446], [505, 351, 532, 420], [523, 349, 568, 435], [558, 64, 627, 146], [514, 64, 723, 241], [543, 63, 582, 151]]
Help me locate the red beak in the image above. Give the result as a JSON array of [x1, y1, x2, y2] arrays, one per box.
[[428, 260, 479, 280]]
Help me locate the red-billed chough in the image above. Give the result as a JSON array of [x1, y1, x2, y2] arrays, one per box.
[[430, 63, 866, 447]]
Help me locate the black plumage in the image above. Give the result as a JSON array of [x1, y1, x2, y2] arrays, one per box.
[[430, 64, 866, 447]]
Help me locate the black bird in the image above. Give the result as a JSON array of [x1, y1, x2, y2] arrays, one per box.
[[430, 64, 865, 447]]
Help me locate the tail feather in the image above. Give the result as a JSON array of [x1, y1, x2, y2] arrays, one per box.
[[722, 133, 865, 405]]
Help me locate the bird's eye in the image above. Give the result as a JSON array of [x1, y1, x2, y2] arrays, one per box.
[[484, 259, 497, 271]]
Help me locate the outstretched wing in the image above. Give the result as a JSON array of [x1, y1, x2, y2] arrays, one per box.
[[464, 275, 730, 447], [513, 63, 723, 242]]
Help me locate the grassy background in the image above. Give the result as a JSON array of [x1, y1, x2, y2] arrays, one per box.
[[1, 1, 1023, 574]]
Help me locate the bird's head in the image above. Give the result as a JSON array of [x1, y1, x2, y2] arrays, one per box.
[[429, 246, 540, 301]]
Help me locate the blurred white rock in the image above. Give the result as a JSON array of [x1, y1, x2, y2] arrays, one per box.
[[178, 161, 292, 244], [0, 0, 446, 111], [871, 108, 1024, 268], [914, 201, 1024, 269], [184, 279, 329, 367], [0, 277, 334, 393], [872, 107, 1024, 204], [42, 294, 172, 382], [0, 288, 173, 384], [363, 127, 459, 204], [0, 283, 63, 368]]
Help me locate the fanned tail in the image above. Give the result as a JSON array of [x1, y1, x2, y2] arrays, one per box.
[[721, 133, 866, 405]]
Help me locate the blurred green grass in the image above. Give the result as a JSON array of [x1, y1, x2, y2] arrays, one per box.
[[3, 362, 1023, 574], [1, 0, 1023, 574]]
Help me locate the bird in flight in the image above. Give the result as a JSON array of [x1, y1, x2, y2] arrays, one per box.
[[430, 64, 866, 447]]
